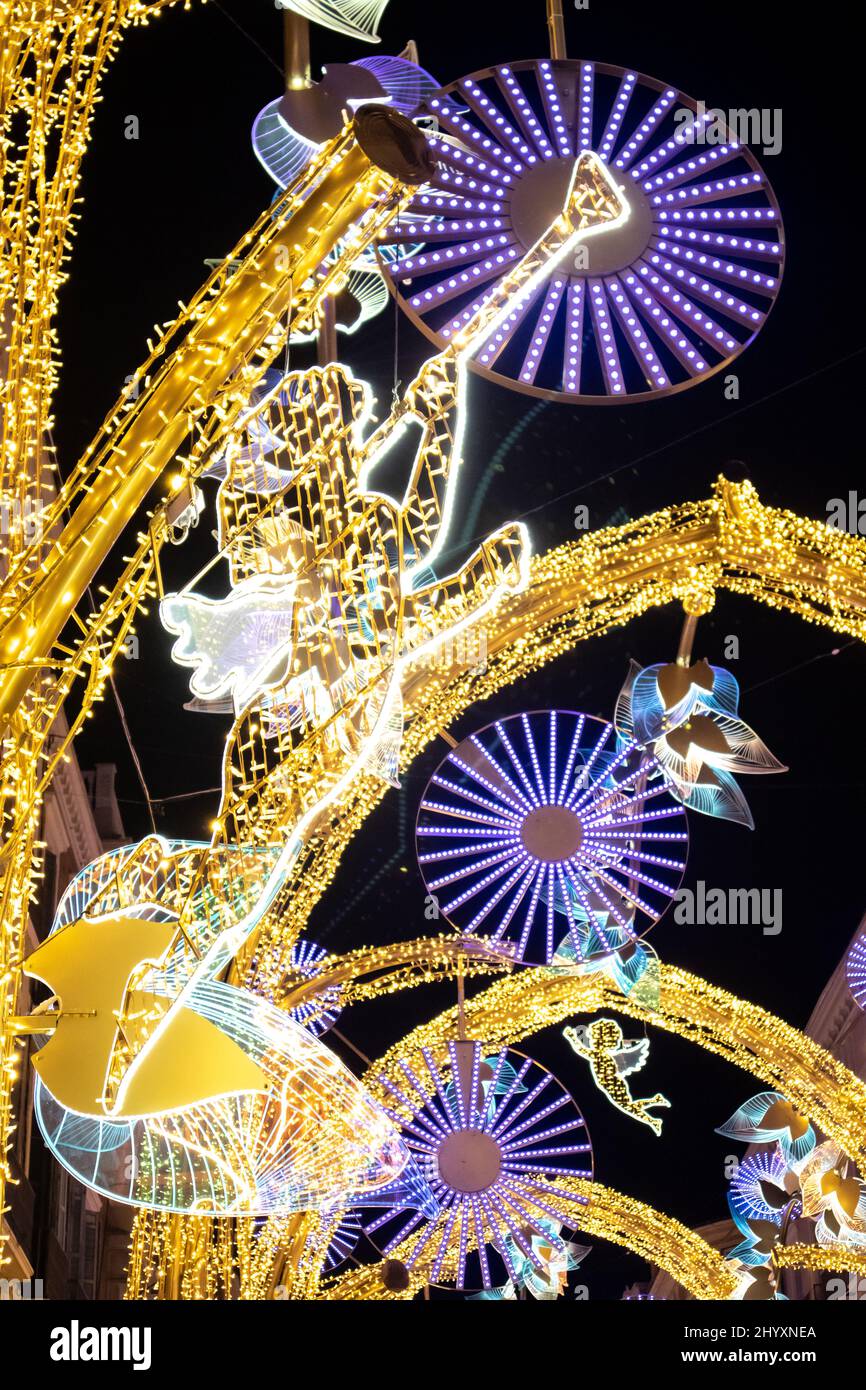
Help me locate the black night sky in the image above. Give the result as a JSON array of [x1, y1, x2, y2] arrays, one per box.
[[52, 1, 864, 1298]]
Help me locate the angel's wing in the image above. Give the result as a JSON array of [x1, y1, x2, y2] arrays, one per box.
[[614, 1038, 650, 1077]]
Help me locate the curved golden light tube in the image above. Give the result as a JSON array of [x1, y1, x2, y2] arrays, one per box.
[[318, 1178, 739, 1301], [773, 1245, 866, 1278], [358, 953, 866, 1170], [243, 476, 866, 992]]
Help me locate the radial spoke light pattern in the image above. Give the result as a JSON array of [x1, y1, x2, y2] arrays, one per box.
[[847, 933, 866, 1011], [417, 710, 688, 964], [365, 1042, 593, 1290], [288, 938, 345, 1037], [380, 59, 784, 401]]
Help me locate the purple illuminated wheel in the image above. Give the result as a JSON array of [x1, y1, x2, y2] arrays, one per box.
[[380, 59, 784, 402], [323, 1211, 363, 1271], [287, 938, 344, 1037], [366, 1042, 593, 1290], [416, 709, 688, 965], [846, 933, 866, 1011]]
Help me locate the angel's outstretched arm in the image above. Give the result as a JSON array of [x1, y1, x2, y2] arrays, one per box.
[[562, 1026, 592, 1060], [357, 352, 462, 581], [400, 521, 528, 658]]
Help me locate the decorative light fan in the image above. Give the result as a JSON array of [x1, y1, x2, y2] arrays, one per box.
[[380, 59, 784, 401], [846, 933, 866, 1011], [365, 1041, 593, 1290], [416, 709, 687, 965]]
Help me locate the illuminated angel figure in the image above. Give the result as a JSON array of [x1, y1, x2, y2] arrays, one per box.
[[22, 153, 632, 1220], [162, 150, 629, 856], [615, 658, 786, 828], [563, 1019, 670, 1136]]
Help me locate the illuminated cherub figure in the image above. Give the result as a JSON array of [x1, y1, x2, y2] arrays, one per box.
[[563, 1019, 670, 1136], [162, 150, 630, 854], [21, 152, 632, 1218]]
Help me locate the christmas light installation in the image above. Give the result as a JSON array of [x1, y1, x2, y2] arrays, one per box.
[[379, 59, 784, 401], [469, 1219, 590, 1299], [3, 10, 861, 1301], [716, 1092, 816, 1167], [563, 1019, 671, 1135], [274, 0, 389, 43], [364, 1042, 593, 1290], [366, 951, 866, 1172], [287, 939, 345, 1037], [720, 1112, 866, 1294], [846, 933, 866, 1011], [323, 1211, 364, 1271], [24, 905, 418, 1217], [615, 658, 786, 828], [416, 709, 687, 965], [16, 157, 634, 1224], [726, 1147, 800, 1272], [253, 56, 440, 191], [798, 1141, 866, 1248]]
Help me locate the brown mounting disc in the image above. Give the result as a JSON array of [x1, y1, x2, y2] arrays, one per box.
[[354, 105, 436, 186]]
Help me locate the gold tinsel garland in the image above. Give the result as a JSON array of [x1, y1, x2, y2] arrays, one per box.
[[318, 1179, 739, 1301]]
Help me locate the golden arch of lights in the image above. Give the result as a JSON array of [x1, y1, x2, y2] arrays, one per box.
[[2, 1, 866, 1300]]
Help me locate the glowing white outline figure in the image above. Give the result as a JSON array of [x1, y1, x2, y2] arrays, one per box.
[[563, 1018, 671, 1136], [25, 154, 631, 1218]]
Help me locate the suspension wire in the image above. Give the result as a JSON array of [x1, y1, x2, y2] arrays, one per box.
[[107, 670, 158, 835]]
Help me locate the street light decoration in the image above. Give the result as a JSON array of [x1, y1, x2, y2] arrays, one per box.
[[416, 709, 688, 965], [379, 59, 784, 402], [615, 658, 786, 828], [365, 1041, 593, 1290]]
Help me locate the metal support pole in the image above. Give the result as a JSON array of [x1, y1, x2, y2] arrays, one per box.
[[547, 0, 567, 59], [676, 612, 699, 667], [283, 10, 311, 90]]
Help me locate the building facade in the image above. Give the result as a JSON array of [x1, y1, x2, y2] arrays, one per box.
[[1, 715, 131, 1301]]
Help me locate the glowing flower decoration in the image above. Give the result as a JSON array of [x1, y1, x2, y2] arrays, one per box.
[[503, 1221, 589, 1299], [615, 659, 786, 829], [728, 1147, 798, 1232], [469, 1221, 588, 1300], [417, 710, 688, 965], [716, 1092, 815, 1167], [366, 1042, 593, 1290], [274, 0, 389, 43], [728, 1265, 787, 1301], [253, 56, 439, 191], [797, 1141, 866, 1247], [846, 933, 866, 1011], [552, 935, 662, 1011]]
